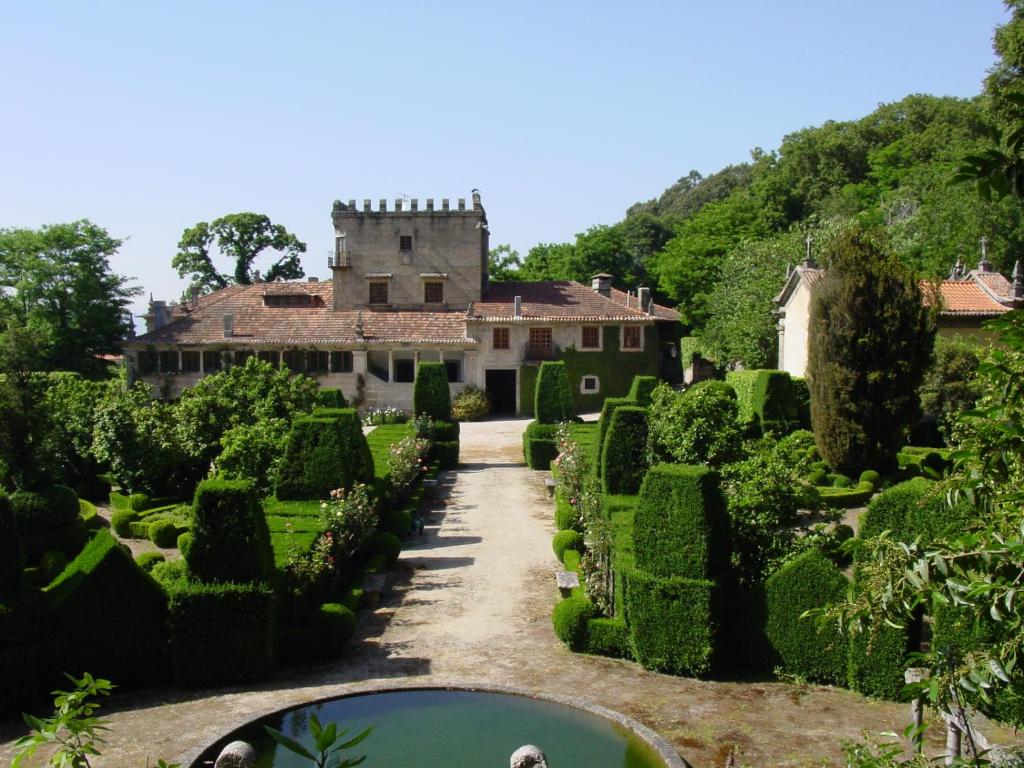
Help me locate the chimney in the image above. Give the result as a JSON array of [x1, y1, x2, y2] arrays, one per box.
[[1013, 260, 1023, 301], [638, 286, 652, 314], [514, 295, 522, 318], [307, 277, 319, 282], [223, 314, 234, 338], [591, 273, 612, 297], [189, 286, 199, 310]]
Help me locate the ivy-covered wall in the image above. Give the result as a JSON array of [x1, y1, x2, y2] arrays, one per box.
[[520, 325, 660, 415]]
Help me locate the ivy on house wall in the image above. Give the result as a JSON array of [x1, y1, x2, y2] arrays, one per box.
[[519, 325, 662, 415]]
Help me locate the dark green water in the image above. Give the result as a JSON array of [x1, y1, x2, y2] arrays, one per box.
[[193, 689, 666, 768]]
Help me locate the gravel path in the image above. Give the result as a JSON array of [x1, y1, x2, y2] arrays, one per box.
[[1, 418, 1011, 767]]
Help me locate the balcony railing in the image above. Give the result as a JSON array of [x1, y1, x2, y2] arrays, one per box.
[[522, 341, 560, 362], [327, 250, 350, 269]]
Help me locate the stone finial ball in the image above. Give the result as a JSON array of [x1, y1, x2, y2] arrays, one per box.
[[215, 740, 257, 768], [510, 744, 549, 768]]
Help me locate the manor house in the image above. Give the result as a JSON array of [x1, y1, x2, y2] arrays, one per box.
[[125, 192, 680, 414]]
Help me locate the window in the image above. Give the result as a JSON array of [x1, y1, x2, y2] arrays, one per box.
[[528, 327, 554, 359], [258, 350, 280, 366], [283, 350, 305, 372], [394, 358, 415, 383], [137, 351, 157, 375], [306, 351, 329, 373], [399, 235, 413, 252], [622, 325, 642, 350], [330, 351, 354, 373], [202, 351, 222, 372], [181, 351, 200, 373], [159, 350, 179, 372], [581, 375, 600, 393], [444, 360, 462, 383], [424, 281, 444, 303], [369, 281, 389, 304], [492, 327, 510, 350], [581, 326, 600, 349], [264, 294, 318, 307]]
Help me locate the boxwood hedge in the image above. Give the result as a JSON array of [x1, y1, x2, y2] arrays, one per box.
[[413, 362, 452, 421], [601, 406, 649, 496], [276, 408, 373, 500], [523, 421, 558, 470], [634, 464, 730, 580], [186, 478, 273, 585], [595, 397, 635, 478], [553, 596, 596, 651], [627, 375, 659, 407], [535, 361, 574, 424], [0, 493, 23, 593], [626, 570, 717, 675]]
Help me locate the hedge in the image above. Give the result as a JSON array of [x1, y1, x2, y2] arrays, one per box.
[[595, 397, 635, 478], [601, 406, 649, 495], [552, 596, 596, 651], [149, 519, 179, 548], [413, 362, 452, 421], [753, 370, 800, 435], [44, 530, 169, 688], [818, 484, 875, 508], [586, 617, 630, 658], [135, 551, 166, 572], [367, 531, 402, 566], [554, 496, 578, 531], [186, 478, 273, 584], [276, 409, 373, 500], [765, 549, 849, 685], [279, 602, 358, 663], [0, 591, 42, 714], [0, 493, 23, 593], [858, 477, 966, 544], [626, 570, 717, 675], [847, 620, 909, 700], [523, 421, 558, 470], [688, 379, 737, 400], [627, 375, 659, 407], [535, 361, 574, 424], [168, 580, 275, 687], [552, 530, 584, 562], [315, 388, 348, 408], [9, 486, 86, 563], [634, 464, 730, 580], [40, 550, 67, 582], [430, 440, 460, 470], [433, 420, 461, 442], [725, 370, 760, 432]]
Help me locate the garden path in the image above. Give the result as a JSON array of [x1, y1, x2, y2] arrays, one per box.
[[1, 418, 1011, 767]]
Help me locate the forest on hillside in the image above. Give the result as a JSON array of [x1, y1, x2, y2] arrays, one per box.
[[492, 6, 1024, 369]]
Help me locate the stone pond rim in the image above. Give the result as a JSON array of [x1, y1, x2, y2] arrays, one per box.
[[182, 682, 692, 768]]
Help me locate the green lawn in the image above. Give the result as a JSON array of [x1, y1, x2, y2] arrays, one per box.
[[366, 423, 415, 480], [569, 422, 600, 468]]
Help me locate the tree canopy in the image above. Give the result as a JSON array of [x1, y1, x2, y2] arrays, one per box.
[[0, 220, 139, 376], [172, 213, 307, 291]]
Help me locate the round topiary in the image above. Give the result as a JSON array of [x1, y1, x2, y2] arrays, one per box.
[[368, 531, 402, 566], [111, 508, 138, 537], [10, 486, 80, 531], [135, 551, 166, 572], [316, 602, 358, 649], [553, 596, 596, 651], [552, 529, 584, 563], [176, 531, 193, 557], [149, 519, 179, 548], [859, 470, 881, 486], [831, 474, 852, 489], [40, 549, 68, 581], [808, 468, 827, 486], [688, 380, 737, 400]]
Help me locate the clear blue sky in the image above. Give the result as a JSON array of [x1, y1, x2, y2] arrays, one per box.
[[0, 1, 1011, 321]]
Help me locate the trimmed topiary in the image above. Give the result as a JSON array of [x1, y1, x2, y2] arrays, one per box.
[[381, 507, 411, 539], [847, 621, 909, 700], [315, 388, 348, 408], [0, 590, 43, 713], [831, 474, 852, 488], [0, 493, 24, 593], [552, 529, 584, 562], [135, 550, 166, 572], [413, 362, 453, 421], [626, 570, 717, 675], [753, 370, 800, 435], [368, 531, 402, 566], [111, 507, 138, 537], [9, 487, 86, 562], [858, 477, 935, 542], [627, 375, 659, 407], [595, 397, 635, 478], [634, 464, 730, 580], [186, 478, 273, 584], [149, 519, 179, 548], [586, 617, 630, 658], [765, 549, 849, 685], [39, 549, 68, 582], [316, 602, 358, 649], [522, 421, 558, 470], [430, 440, 460, 470], [534, 361, 574, 424], [276, 409, 373, 500], [725, 370, 761, 432], [601, 406, 649, 495], [688, 379, 737, 400], [44, 529, 169, 687], [553, 596, 596, 651], [859, 469, 881, 486], [167, 580, 275, 687], [432, 420, 461, 442]]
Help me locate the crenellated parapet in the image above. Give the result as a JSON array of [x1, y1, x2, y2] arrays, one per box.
[[331, 190, 483, 218]]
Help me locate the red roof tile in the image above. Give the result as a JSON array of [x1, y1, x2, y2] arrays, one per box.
[[932, 280, 1010, 316], [475, 281, 678, 321]]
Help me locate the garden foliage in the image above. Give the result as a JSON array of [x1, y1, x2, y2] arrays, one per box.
[[647, 383, 743, 467], [276, 409, 373, 500], [601, 406, 649, 495], [186, 478, 273, 584], [534, 361, 574, 424], [413, 362, 452, 421]]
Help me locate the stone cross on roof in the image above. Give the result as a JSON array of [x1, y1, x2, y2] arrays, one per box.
[[979, 236, 993, 272], [801, 234, 817, 269]]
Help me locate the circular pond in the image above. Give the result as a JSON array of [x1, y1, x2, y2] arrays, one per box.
[[191, 687, 678, 768]]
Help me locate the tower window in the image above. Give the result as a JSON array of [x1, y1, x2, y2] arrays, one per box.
[[369, 281, 389, 304], [424, 281, 444, 303], [399, 235, 413, 252]]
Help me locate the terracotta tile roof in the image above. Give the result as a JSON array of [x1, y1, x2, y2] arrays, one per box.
[[474, 281, 678, 321], [931, 280, 1010, 316], [130, 282, 474, 346], [608, 287, 681, 321]]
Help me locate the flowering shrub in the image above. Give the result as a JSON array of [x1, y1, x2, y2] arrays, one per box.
[[320, 483, 377, 566], [412, 413, 435, 440], [388, 435, 431, 504], [452, 387, 490, 421], [362, 407, 409, 426], [553, 422, 589, 514]]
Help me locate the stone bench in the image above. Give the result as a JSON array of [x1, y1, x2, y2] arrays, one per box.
[[544, 477, 556, 497], [363, 573, 388, 607], [555, 571, 580, 593]]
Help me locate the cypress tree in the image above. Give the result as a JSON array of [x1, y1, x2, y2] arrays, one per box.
[[808, 225, 935, 473]]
